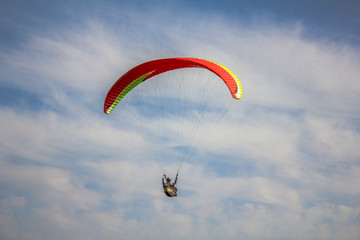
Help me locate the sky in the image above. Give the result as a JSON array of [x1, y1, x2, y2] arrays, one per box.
[[1, 0, 360, 239]]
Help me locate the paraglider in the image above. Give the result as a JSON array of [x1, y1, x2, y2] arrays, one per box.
[[162, 173, 178, 197], [104, 57, 242, 197]]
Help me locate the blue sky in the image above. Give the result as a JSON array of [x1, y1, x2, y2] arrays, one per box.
[[1, 0, 360, 239]]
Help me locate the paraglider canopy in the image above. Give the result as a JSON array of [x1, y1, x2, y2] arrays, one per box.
[[104, 57, 242, 114]]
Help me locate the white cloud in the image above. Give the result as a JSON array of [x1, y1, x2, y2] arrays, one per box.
[[1, 4, 360, 240]]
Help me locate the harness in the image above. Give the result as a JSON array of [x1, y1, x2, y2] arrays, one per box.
[[163, 186, 177, 197]]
